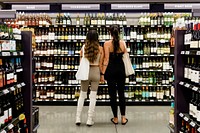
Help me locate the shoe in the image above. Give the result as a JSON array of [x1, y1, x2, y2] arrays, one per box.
[[111, 118, 118, 125], [75, 91, 87, 126], [86, 91, 97, 127], [121, 118, 128, 125]]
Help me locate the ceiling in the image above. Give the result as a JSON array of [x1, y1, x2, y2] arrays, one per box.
[[1, 0, 200, 3]]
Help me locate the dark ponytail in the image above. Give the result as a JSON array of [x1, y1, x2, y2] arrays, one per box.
[[109, 25, 120, 54]]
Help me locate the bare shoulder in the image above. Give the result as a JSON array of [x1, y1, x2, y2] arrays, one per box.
[[104, 40, 112, 47]]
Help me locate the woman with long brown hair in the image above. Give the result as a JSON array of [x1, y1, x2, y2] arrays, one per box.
[[75, 29, 104, 126]]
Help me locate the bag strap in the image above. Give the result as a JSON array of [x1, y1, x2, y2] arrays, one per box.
[[82, 45, 85, 57]]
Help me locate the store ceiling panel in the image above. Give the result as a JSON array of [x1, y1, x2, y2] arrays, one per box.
[[1, 0, 200, 3]]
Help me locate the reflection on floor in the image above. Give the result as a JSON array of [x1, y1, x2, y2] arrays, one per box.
[[37, 106, 170, 133]]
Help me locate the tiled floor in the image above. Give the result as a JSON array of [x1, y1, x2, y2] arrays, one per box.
[[37, 106, 170, 133]]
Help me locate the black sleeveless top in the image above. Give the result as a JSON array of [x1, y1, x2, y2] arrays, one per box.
[[104, 52, 125, 80]]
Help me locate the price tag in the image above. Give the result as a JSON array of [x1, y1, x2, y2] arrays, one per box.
[[150, 40, 154, 42], [38, 99, 42, 101], [47, 84, 50, 86], [130, 40, 134, 42], [53, 99, 57, 101], [10, 87, 15, 91], [0, 130, 6, 133], [185, 51, 190, 55], [20, 52, 24, 55], [196, 51, 200, 55], [141, 99, 145, 102], [13, 52, 17, 56], [39, 25, 42, 27], [190, 121, 196, 127], [179, 81, 184, 85], [54, 25, 58, 27], [2, 52, 10, 56], [8, 124, 14, 129], [3, 89, 9, 94], [185, 83, 190, 88], [60, 40, 64, 42], [149, 84, 152, 86], [144, 40, 147, 42], [64, 99, 68, 101], [179, 113, 184, 117], [135, 99, 139, 102], [158, 99, 162, 102], [150, 100, 154, 102], [17, 84, 22, 88], [192, 86, 198, 91], [61, 84, 64, 86], [45, 99, 49, 101], [183, 116, 189, 121], [21, 82, 25, 86], [163, 99, 168, 102], [160, 39, 166, 43], [197, 127, 200, 132]]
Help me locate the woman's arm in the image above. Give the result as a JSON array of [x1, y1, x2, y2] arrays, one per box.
[[79, 45, 84, 63], [102, 42, 110, 75], [99, 46, 104, 73]]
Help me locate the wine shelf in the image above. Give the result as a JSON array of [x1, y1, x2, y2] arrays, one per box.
[[130, 54, 174, 57], [135, 69, 173, 72], [35, 39, 170, 43], [0, 51, 24, 57], [179, 113, 200, 130], [34, 54, 79, 57], [34, 84, 172, 87], [181, 50, 200, 56], [23, 24, 172, 28], [179, 81, 200, 93], [0, 82, 26, 97], [35, 69, 77, 72], [0, 113, 25, 133]]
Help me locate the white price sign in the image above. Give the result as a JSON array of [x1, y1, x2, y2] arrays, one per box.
[[17, 84, 22, 88], [197, 127, 200, 132], [10, 87, 15, 91], [183, 116, 189, 121], [181, 51, 185, 54], [21, 82, 25, 86], [8, 124, 14, 129], [192, 86, 198, 91], [185, 83, 190, 88], [3, 89, 9, 94], [190, 121, 195, 127], [179, 81, 184, 85], [2, 52, 10, 56], [196, 51, 200, 55], [179, 113, 184, 117], [185, 51, 190, 55]]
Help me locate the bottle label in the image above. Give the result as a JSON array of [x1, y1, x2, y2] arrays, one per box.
[[197, 110, 200, 122], [189, 103, 193, 116], [36, 91, 40, 98]]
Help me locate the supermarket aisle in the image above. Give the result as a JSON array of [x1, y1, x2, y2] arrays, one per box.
[[37, 106, 170, 133]]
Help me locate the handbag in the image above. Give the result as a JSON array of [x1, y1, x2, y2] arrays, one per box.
[[122, 43, 135, 76], [75, 45, 90, 80]]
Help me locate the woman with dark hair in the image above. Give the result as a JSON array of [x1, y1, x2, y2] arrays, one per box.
[[101, 25, 128, 125], [75, 29, 104, 126]]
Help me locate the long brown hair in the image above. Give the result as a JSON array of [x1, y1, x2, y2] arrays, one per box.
[[84, 29, 100, 63], [109, 25, 120, 53]]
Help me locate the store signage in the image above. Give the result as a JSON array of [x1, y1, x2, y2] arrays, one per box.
[[0, 10, 16, 19], [12, 4, 50, 10], [164, 3, 200, 9], [62, 4, 100, 10], [111, 4, 149, 10]]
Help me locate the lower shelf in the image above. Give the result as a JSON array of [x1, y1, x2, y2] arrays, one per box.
[[33, 99, 172, 106], [33, 124, 40, 132]]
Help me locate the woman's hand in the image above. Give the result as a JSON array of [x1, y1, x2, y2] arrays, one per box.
[[100, 75, 105, 83]]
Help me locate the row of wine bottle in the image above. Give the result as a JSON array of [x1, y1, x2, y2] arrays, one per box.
[[0, 87, 28, 132], [34, 56, 173, 71], [179, 119, 200, 133], [0, 58, 22, 89], [35, 86, 172, 101], [184, 57, 200, 85], [13, 12, 192, 27], [34, 27, 172, 41]]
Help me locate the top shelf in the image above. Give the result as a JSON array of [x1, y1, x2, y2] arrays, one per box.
[[22, 24, 173, 28]]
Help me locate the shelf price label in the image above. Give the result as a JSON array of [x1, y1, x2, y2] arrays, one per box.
[[8, 124, 14, 130], [185, 83, 190, 88], [179, 113, 184, 117], [17, 84, 22, 88], [197, 127, 200, 132], [196, 51, 200, 55], [181, 51, 185, 54], [192, 86, 198, 91], [20, 52, 24, 55], [179, 81, 184, 85], [13, 52, 17, 56], [10, 87, 15, 91], [183, 116, 189, 122], [3, 89, 9, 94], [21, 82, 25, 86], [189, 121, 196, 127], [2, 52, 10, 56], [185, 51, 190, 55]]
